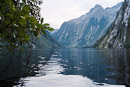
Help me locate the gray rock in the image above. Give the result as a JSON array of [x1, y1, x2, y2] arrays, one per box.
[[53, 3, 122, 48]]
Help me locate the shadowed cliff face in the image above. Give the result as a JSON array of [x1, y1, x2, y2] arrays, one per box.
[[95, 0, 130, 48], [53, 3, 122, 48]]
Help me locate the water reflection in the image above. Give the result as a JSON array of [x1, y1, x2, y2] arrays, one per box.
[[0, 48, 129, 87], [0, 49, 52, 87], [98, 49, 130, 86], [47, 48, 130, 86], [23, 74, 125, 87], [37, 57, 64, 75], [53, 48, 113, 84]]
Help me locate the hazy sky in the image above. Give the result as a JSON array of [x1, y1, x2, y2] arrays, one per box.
[[40, 0, 124, 29]]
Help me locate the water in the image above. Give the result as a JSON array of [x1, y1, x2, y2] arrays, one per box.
[[0, 48, 130, 87]]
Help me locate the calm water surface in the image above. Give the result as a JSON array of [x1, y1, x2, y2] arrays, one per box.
[[0, 48, 130, 87]]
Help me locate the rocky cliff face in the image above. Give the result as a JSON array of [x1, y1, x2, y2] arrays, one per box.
[[53, 3, 122, 47], [95, 0, 130, 48]]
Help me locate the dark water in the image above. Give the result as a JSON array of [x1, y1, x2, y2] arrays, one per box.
[[0, 48, 130, 87], [0, 49, 52, 87]]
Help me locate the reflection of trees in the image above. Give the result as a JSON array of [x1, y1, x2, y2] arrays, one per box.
[[0, 49, 52, 87], [99, 49, 130, 86]]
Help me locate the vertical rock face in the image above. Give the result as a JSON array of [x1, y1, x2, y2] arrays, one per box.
[[95, 0, 130, 48], [53, 3, 122, 47]]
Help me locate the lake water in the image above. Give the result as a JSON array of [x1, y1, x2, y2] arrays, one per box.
[[0, 48, 130, 87]]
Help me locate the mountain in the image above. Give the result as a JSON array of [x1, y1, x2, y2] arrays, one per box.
[[95, 0, 130, 48], [31, 31, 63, 49], [49, 29, 59, 35], [53, 3, 122, 47]]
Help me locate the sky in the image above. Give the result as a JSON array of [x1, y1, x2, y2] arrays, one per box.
[[40, 0, 124, 29]]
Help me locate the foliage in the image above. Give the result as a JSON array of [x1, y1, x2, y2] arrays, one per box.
[[0, 0, 53, 51]]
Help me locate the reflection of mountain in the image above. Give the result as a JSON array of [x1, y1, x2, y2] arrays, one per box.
[[1, 48, 129, 86], [52, 48, 126, 84], [98, 49, 130, 86], [51, 48, 130, 86], [53, 3, 121, 47], [0, 49, 52, 87]]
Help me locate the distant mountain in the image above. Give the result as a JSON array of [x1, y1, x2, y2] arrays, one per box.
[[53, 3, 122, 47], [95, 0, 130, 48], [31, 31, 63, 49]]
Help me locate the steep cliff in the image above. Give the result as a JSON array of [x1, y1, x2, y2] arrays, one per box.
[[53, 3, 122, 47], [95, 0, 130, 48]]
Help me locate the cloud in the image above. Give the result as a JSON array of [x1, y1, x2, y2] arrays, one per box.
[[40, 0, 124, 29]]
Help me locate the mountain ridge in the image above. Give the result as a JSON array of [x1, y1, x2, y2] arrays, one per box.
[[53, 2, 122, 47], [95, 0, 130, 48]]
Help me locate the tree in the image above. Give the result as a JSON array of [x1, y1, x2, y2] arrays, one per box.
[[0, 0, 53, 51]]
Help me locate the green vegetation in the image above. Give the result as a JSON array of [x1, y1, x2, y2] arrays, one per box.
[[0, 0, 53, 51]]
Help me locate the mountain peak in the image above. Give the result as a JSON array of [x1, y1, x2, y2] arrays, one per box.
[[94, 4, 103, 8], [54, 2, 121, 48], [95, 0, 130, 48], [89, 4, 103, 13]]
